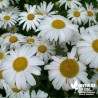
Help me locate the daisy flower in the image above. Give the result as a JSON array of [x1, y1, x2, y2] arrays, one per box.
[[90, 73, 98, 94], [67, 6, 87, 25], [0, 11, 18, 28], [24, 36, 40, 47], [85, 3, 97, 25], [1, 45, 44, 90], [38, 15, 78, 43], [34, 39, 55, 64], [19, 5, 42, 31], [3, 33, 26, 49], [31, 90, 48, 98], [44, 47, 89, 90], [5, 84, 30, 98], [77, 29, 98, 68], [36, 1, 57, 17], [0, 0, 9, 9], [59, 0, 81, 10]]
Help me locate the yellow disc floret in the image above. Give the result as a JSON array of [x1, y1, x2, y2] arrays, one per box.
[[73, 11, 80, 17], [0, 71, 3, 79], [52, 20, 65, 29], [60, 59, 79, 78], [13, 57, 28, 72], [9, 36, 18, 43], [38, 45, 47, 53], [92, 39, 98, 53], [0, 52, 4, 59], [27, 14, 35, 20], [4, 16, 10, 20], [12, 88, 21, 93]]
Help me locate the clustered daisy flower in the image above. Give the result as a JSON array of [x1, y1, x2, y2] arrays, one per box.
[[0, 0, 98, 98]]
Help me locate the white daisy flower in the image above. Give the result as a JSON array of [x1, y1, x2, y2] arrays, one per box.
[[1, 45, 44, 90], [0, 11, 18, 28], [44, 47, 89, 90], [31, 90, 48, 98], [67, 6, 87, 25], [34, 39, 55, 64], [59, 0, 81, 10], [0, 0, 9, 9], [77, 29, 98, 68], [3, 33, 26, 49], [36, 1, 57, 17], [24, 36, 40, 47], [90, 73, 98, 94], [19, 5, 42, 31], [38, 15, 78, 43], [5, 84, 30, 98], [85, 3, 97, 25]]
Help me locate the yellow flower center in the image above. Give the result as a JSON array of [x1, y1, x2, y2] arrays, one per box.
[[88, 11, 93, 17], [4, 16, 10, 20], [27, 38, 35, 44], [92, 39, 98, 53], [0, 0, 3, 2], [37, 12, 43, 15], [0, 52, 4, 59], [13, 57, 28, 72], [60, 59, 79, 78], [9, 36, 18, 43], [38, 45, 47, 53], [27, 14, 35, 20], [96, 80, 98, 86], [96, 68, 98, 72], [10, 27, 16, 32], [52, 20, 66, 29], [73, 11, 80, 17], [12, 88, 21, 93], [0, 71, 3, 79]]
